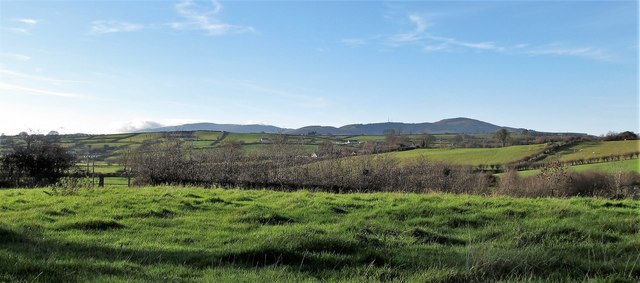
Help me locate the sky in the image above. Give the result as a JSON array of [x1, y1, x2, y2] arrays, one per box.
[[0, 0, 638, 136]]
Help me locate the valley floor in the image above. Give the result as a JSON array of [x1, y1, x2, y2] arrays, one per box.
[[1, 187, 639, 282]]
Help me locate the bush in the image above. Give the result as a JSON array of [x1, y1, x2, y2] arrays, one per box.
[[0, 134, 75, 187], [497, 168, 640, 199]]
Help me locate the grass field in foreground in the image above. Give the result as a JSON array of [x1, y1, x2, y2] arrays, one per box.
[[1, 187, 638, 282], [384, 144, 547, 166]]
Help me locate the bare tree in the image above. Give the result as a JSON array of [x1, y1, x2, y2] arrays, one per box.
[[494, 129, 510, 147], [418, 134, 434, 148]]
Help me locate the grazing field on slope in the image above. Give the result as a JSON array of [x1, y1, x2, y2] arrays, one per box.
[[551, 140, 640, 161], [569, 158, 640, 172], [384, 144, 547, 166], [509, 159, 640, 177], [225, 133, 273, 143], [1, 187, 638, 282], [193, 131, 224, 141]]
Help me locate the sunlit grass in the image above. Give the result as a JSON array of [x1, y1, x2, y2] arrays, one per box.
[[384, 144, 547, 166], [1, 187, 638, 282]]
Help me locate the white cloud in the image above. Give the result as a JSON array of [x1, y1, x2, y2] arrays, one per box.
[[113, 118, 205, 132], [90, 20, 144, 34], [408, 14, 428, 33], [116, 120, 164, 132], [243, 120, 267, 125], [172, 0, 254, 35], [0, 82, 81, 98]]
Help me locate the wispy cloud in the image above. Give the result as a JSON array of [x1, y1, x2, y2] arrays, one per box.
[[0, 82, 81, 98], [3, 27, 30, 34], [5, 18, 40, 35], [171, 0, 254, 35], [424, 33, 502, 51], [341, 38, 367, 47], [0, 53, 31, 61], [90, 20, 144, 34], [16, 18, 39, 26], [389, 14, 430, 43], [354, 14, 613, 62], [0, 69, 83, 84], [389, 15, 501, 51], [526, 45, 613, 61], [423, 43, 449, 53]]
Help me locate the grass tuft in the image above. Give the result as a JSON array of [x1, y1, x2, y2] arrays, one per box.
[[67, 220, 125, 231], [44, 208, 76, 216], [411, 228, 466, 245]]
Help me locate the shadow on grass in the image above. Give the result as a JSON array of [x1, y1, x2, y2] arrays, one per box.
[[0, 226, 388, 282], [1, 225, 638, 282]]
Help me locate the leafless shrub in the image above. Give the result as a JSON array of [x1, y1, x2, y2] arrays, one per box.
[[497, 165, 640, 199]]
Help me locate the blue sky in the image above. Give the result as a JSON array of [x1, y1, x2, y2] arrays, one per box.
[[0, 0, 637, 135]]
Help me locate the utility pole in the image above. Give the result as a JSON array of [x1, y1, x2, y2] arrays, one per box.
[[92, 156, 96, 186]]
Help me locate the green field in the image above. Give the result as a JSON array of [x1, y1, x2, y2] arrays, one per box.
[[104, 177, 129, 186], [570, 158, 640, 172], [383, 144, 547, 166], [1, 187, 638, 282], [509, 159, 640, 177], [551, 140, 640, 162], [4, 133, 638, 178], [225, 133, 273, 143], [193, 131, 223, 141]]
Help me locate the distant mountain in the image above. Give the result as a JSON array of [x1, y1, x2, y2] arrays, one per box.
[[135, 123, 291, 134], [287, 118, 522, 135], [135, 118, 525, 135]]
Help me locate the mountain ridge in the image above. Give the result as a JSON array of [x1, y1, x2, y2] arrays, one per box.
[[134, 117, 540, 135]]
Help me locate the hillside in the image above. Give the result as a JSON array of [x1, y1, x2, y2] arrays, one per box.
[[1, 187, 638, 282], [384, 143, 547, 166]]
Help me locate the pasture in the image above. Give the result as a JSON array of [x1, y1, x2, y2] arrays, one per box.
[[3, 132, 638, 179], [550, 140, 639, 162], [382, 144, 547, 166], [1, 187, 638, 282], [509, 159, 640, 177]]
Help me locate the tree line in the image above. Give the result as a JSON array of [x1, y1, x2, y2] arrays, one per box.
[[1, 132, 638, 199]]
